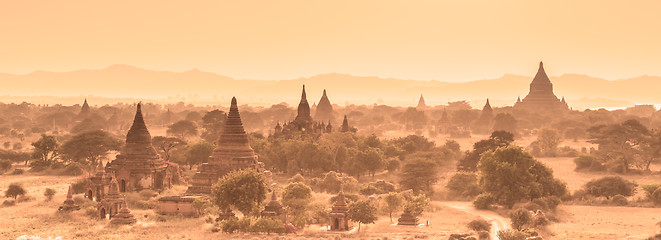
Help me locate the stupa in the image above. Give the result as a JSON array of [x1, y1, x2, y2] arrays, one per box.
[[110, 202, 137, 225], [340, 115, 351, 133], [107, 103, 174, 192], [186, 97, 260, 195], [314, 89, 335, 122], [417, 94, 427, 109], [58, 186, 80, 212], [97, 178, 124, 219], [514, 62, 569, 112], [85, 161, 113, 201], [79, 98, 90, 117], [261, 191, 285, 223], [397, 208, 419, 226]]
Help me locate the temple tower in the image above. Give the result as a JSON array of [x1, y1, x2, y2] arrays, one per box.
[[79, 98, 90, 117], [108, 103, 172, 192], [340, 115, 351, 132], [417, 94, 427, 109], [514, 62, 569, 112], [292, 85, 313, 130], [329, 188, 352, 231], [186, 97, 259, 195], [315, 89, 335, 123]]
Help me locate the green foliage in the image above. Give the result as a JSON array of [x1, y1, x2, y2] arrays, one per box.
[[200, 110, 226, 142], [473, 193, 495, 210], [446, 171, 481, 197], [381, 192, 403, 221], [399, 158, 439, 195], [29, 160, 51, 172], [652, 188, 661, 205], [61, 163, 85, 176], [321, 171, 342, 193], [612, 194, 628, 206], [289, 173, 305, 183], [0, 159, 12, 173], [386, 158, 400, 172], [347, 200, 378, 230], [71, 178, 89, 194], [184, 141, 214, 169], [59, 130, 122, 165], [642, 183, 661, 198], [509, 208, 532, 231], [457, 131, 514, 172], [583, 176, 636, 199], [211, 169, 267, 216], [478, 146, 567, 208], [405, 194, 429, 217], [152, 136, 186, 162], [493, 113, 517, 135], [359, 180, 395, 196], [574, 155, 600, 171], [6, 183, 26, 200], [218, 217, 240, 233], [529, 128, 563, 157], [467, 219, 491, 232], [44, 188, 56, 201]]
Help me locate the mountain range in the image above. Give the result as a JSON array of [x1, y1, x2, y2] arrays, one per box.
[[0, 64, 657, 110]]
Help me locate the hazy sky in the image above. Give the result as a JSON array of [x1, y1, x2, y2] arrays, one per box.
[[2, 1, 660, 82]]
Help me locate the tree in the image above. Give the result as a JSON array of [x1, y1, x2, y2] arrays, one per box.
[[457, 131, 514, 172], [6, 183, 26, 200], [381, 192, 403, 222], [347, 200, 377, 231], [59, 130, 122, 165], [356, 147, 384, 177], [71, 116, 105, 134], [152, 136, 185, 161], [211, 169, 267, 216], [167, 120, 198, 139], [201, 110, 227, 142], [31, 134, 59, 164], [583, 176, 636, 199], [477, 146, 566, 208], [251, 217, 285, 234], [529, 128, 563, 157], [185, 141, 214, 170], [399, 158, 439, 194], [44, 188, 56, 201], [587, 119, 649, 173], [509, 208, 532, 231], [282, 182, 313, 227], [405, 194, 429, 217]]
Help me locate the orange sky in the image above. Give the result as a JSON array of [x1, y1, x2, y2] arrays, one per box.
[[1, 1, 660, 82]]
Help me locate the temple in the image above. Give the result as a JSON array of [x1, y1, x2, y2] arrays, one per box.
[[314, 89, 335, 123], [186, 97, 261, 195], [260, 191, 285, 223], [79, 98, 90, 117], [58, 186, 80, 212], [473, 99, 494, 134], [97, 178, 124, 219], [417, 94, 427, 109], [107, 103, 175, 192], [329, 188, 352, 231], [397, 208, 419, 226], [85, 161, 113, 201], [514, 62, 569, 112]]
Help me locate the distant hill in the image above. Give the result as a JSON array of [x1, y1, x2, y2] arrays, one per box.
[[0, 65, 657, 110]]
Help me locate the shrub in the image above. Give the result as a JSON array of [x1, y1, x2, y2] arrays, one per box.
[[612, 194, 628, 206], [652, 188, 661, 205], [531, 198, 549, 211], [543, 196, 561, 211], [583, 176, 636, 199], [71, 178, 89, 194], [10, 169, 24, 175], [405, 194, 429, 217], [497, 230, 528, 240], [218, 217, 240, 233], [84, 206, 98, 218], [17, 194, 35, 203], [467, 219, 491, 232], [321, 171, 342, 193], [359, 180, 396, 195], [2, 200, 16, 206], [44, 188, 56, 201], [0, 159, 12, 173], [473, 193, 495, 210], [250, 217, 285, 234], [5, 183, 26, 199], [477, 230, 490, 240], [509, 208, 532, 231], [29, 160, 51, 172], [642, 183, 661, 199], [289, 173, 305, 183], [573, 155, 596, 170]]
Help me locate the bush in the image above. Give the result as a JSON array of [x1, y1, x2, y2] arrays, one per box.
[[250, 217, 285, 234], [473, 193, 495, 210], [612, 194, 628, 206], [10, 169, 24, 175], [44, 188, 56, 201], [467, 219, 491, 232], [477, 230, 490, 240], [2, 200, 16, 206], [642, 183, 661, 199], [584, 176, 636, 199], [84, 206, 98, 218], [289, 173, 305, 183], [321, 171, 342, 193], [218, 217, 240, 233], [447, 172, 481, 197], [652, 188, 661, 205], [17, 194, 35, 203], [71, 178, 89, 194], [359, 180, 395, 196], [574, 155, 596, 170], [29, 160, 51, 172], [0, 159, 12, 173], [509, 208, 532, 231], [497, 230, 528, 240]]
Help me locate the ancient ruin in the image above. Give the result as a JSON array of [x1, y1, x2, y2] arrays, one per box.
[[329, 188, 352, 231], [314, 89, 335, 122], [514, 62, 569, 112], [79, 98, 90, 117], [97, 178, 124, 219], [58, 186, 80, 212], [340, 115, 352, 133], [107, 103, 174, 192], [186, 97, 261, 195], [397, 208, 419, 226], [110, 202, 138, 225], [85, 161, 113, 201], [417, 94, 427, 109], [261, 191, 285, 223]]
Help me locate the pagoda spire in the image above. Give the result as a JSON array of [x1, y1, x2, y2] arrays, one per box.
[[417, 94, 427, 109], [126, 103, 152, 144]]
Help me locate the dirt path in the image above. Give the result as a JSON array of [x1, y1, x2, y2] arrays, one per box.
[[438, 201, 510, 240]]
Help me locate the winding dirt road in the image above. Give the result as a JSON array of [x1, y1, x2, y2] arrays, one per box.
[[438, 201, 510, 240]]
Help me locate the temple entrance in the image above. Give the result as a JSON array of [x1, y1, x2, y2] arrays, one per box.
[[100, 208, 106, 219], [87, 190, 93, 201], [154, 172, 164, 189], [333, 218, 339, 230], [96, 187, 101, 200], [108, 207, 112, 219], [119, 180, 126, 192]]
